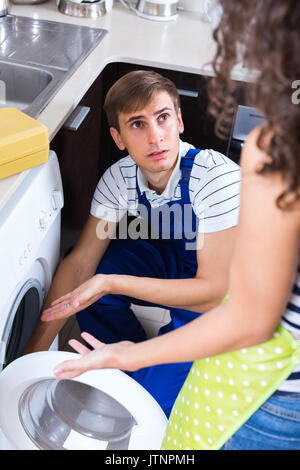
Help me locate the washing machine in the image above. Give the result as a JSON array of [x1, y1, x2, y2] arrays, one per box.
[[0, 150, 63, 371], [0, 150, 63, 449]]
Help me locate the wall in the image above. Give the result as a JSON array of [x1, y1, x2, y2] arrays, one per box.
[[179, 0, 207, 13], [116, 0, 207, 14]]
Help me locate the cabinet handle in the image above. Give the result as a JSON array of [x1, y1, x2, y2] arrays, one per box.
[[63, 106, 90, 131], [177, 88, 199, 98]]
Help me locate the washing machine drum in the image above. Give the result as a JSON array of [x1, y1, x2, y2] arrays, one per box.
[[0, 352, 167, 450]]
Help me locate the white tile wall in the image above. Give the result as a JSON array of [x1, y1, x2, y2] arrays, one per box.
[[179, 0, 206, 13], [116, 0, 208, 15]]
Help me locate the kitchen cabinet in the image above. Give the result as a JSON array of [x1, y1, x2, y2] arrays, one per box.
[[50, 73, 104, 232]]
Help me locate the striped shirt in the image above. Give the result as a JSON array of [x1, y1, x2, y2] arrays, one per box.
[[91, 140, 241, 233], [279, 258, 300, 392]]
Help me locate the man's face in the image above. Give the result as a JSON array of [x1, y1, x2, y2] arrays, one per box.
[[110, 91, 184, 180]]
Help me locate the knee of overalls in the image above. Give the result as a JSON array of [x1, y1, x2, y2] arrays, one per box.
[[131, 361, 194, 418], [96, 238, 169, 278]]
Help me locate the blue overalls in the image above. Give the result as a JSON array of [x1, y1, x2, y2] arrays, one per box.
[[77, 149, 202, 417]]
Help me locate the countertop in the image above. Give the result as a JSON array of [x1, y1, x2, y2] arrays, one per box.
[[0, 0, 247, 208], [9, 0, 248, 138]]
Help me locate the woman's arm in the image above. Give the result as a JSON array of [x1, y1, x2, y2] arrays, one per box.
[[53, 128, 300, 379], [129, 128, 300, 367]]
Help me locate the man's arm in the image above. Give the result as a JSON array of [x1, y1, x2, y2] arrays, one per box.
[[23, 215, 117, 353], [108, 225, 236, 312]]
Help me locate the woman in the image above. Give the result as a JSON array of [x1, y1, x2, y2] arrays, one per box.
[[47, 0, 300, 450]]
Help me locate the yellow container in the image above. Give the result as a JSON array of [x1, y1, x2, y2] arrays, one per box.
[[0, 108, 49, 180]]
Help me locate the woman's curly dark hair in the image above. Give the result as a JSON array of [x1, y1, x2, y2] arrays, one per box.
[[208, 0, 300, 209]]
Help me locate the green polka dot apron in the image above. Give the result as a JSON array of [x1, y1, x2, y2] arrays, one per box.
[[162, 323, 300, 450]]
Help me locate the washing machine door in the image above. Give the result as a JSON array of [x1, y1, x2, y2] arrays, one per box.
[[0, 261, 45, 371], [1, 279, 42, 369], [0, 351, 168, 450]]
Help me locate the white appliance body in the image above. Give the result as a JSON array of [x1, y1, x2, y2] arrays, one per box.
[[0, 150, 63, 371], [0, 351, 168, 450], [0, 151, 63, 449]]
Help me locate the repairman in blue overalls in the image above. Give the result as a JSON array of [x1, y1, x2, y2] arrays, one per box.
[[38, 70, 241, 418]]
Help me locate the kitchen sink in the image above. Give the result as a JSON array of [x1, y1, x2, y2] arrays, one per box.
[[0, 15, 107, 118], [0, 59, 56, 112]]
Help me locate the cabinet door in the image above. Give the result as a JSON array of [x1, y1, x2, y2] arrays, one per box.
[[50, 74, 103, 230]]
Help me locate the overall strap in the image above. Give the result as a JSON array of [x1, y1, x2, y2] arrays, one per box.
[[180, 148, 201, 204], [136, 164, 142, 199], [136, 148, 201, 206]]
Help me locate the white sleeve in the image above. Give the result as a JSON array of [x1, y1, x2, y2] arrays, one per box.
[[90, 163, 128, 223], [191, 151, 241, 233]]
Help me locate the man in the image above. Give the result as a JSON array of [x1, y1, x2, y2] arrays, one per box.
[[27, 70, 241, 417]]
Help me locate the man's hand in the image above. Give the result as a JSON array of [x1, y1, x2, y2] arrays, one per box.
[[53, 332, 136, 379], [41, 274, 112, 322]]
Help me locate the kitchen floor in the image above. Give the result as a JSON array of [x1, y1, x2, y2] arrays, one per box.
[[58, 221, 170, 351]]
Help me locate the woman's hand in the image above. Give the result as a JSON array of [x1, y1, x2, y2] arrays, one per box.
[[41, 274, 112, 322], [53, 331, 137, 380]]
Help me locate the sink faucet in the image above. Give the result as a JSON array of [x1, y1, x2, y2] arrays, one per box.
[[0, 0, 8, 17]]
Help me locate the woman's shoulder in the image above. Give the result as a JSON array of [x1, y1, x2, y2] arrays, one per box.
[[242, 125, 300, 214]]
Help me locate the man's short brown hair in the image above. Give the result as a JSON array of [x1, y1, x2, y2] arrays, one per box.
[[103, 70, 180, 131]]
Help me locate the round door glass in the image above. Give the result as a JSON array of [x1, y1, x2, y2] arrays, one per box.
[[18, 379, 136, 450]]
